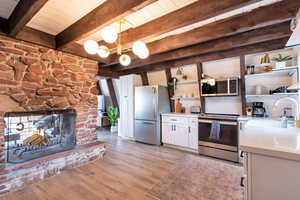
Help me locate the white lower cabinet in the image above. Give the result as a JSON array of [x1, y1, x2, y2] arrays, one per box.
[[161, 115, 198, 150], [188, 124, 198, 150], [162, 123, 173, 144], [242, 152, 300, 200], [174, 124, 189, 147]]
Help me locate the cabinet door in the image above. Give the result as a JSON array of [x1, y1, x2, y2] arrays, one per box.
[[174, 124, 189, 148], [119, 96, 128, 137], [251, 153, 300, 200], [162, 123, 173, 144], [188, 125, 198, 150]]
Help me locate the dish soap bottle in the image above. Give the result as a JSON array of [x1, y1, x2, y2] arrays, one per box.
[[175, 99, 182, 113]]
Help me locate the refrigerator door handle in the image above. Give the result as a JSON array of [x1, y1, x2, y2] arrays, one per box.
[[142, 121, 156, 125], [152, 87, 156, 94], [152, 87, 157, 119]]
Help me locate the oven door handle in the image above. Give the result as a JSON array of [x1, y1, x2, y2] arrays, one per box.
[[198, 119, 238, 126]]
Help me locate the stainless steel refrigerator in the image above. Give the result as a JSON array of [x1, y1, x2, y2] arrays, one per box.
[[134, 85, 170, 145]]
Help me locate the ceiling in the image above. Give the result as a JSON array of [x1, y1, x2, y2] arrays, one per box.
[[0, 0, 282, 44], [0, 0, 20, 19], [77, 0, 198, 44], [0, 0, 292, 69], [146, 0, 282, 43], [27, 0, 107, 35]]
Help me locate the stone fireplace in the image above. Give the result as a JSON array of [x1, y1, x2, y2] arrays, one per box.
[[5, 109, 76, 163], [0, 35, 105, 194]]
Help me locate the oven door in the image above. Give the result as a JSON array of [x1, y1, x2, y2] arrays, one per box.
[[198, 119, 238, 151]]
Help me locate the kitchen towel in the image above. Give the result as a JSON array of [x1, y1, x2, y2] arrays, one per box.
[[209, 120, 220, 140]]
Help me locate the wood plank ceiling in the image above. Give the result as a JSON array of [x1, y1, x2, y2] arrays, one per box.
[[0, 0, 298, 76]]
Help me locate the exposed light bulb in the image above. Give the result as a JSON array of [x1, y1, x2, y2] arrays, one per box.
[[119, 54, 131, 66], [84, 40, 99, 55], [101, 26, 118, 44], [132, 41, 147, 56], [137, 47, 149, 59], [97, 45, 110, 58]]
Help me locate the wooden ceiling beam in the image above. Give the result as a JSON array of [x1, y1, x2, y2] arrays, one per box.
[[111, 21, 292, 71], [56, 0, 157, 49], [60, 43, 108, 64], [123, 37, 289, 74], [106, 0, 300, 65], [101, 0, 260, 50], [97, 64, 123, 78], [0, 25, 106, 63], [15, 26, 55, 48], [8, 0, 49, 37]]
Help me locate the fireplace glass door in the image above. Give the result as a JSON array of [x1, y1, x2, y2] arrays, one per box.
[[4, 109, 76, 163]]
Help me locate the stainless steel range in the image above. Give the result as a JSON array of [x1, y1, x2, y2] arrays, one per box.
[[198, 113, 239, 162]]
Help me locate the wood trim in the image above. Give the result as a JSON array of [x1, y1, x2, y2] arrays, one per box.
[[122, 37, 289, 74], [165, 68, 174, 112], [239, 55, 247, 115], [8, 0, 49, 36], [196, 63, 205, 113], [101, 0, 260, 51], [56, 0, 157, 49], [140, 72, 149, 86], [106, 78, 119, 110], [110, 21, 291, 71], [107, 0, 299, 66]]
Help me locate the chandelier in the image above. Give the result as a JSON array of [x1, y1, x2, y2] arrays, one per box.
[[83, 19, 149, 66]]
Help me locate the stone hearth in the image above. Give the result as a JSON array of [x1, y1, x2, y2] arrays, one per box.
[[0, 35, 104, 194]]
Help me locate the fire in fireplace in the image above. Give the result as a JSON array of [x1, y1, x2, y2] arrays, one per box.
[[4, 109, 76, 163]]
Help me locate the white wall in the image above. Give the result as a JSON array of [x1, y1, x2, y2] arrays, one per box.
[[171, 64, 201, 113], [98, 78, 120, 111], [245, 48, 299, 118], [147, 58, 243, 114], [148, 71, 167, 86], [203, 57, 242, 115]]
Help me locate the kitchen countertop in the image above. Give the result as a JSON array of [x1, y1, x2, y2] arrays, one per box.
[[240, 118, 300, 161], [161, 113, 199, 117]]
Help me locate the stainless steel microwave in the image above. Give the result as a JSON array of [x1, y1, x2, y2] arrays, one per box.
[[201, 77, 239, 97]]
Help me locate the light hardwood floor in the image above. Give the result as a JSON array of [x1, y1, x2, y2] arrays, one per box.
[[1, 129, 189, 200]]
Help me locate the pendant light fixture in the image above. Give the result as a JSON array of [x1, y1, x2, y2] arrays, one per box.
[[83, 19, 150, 66], [132, 41, 149, 59], [119, 54, 131, 66], [97, 45, 110, 58], [83, 40, 99, 55], [101, 26, 118, 44]]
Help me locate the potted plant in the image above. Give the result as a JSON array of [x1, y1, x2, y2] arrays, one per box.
[[107, 107, 118, 133], [272, 54, 293, 69]]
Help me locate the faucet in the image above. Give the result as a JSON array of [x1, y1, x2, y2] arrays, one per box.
[[273, 97, 299, 128]]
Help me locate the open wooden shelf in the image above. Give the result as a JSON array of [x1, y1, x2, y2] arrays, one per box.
[[246, 93, 299, 98], [171, 97, 200, 101], [169, 80, 198, 86], [245, 66, 299, 79]]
